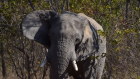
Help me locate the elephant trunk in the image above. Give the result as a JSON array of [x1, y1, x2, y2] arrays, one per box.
[[49, 38, 78, 79]]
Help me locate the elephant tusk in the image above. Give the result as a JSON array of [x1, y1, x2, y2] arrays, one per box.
[[40, 57, 47, 67], [72, 60, 78, 71]]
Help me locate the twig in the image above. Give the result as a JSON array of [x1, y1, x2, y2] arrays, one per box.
[[28, 0, 35, 11]]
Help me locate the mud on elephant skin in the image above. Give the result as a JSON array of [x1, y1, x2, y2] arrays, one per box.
[[21, 10, 106, 79]]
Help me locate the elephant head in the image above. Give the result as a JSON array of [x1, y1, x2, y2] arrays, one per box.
[[21, 10, 105, 79]]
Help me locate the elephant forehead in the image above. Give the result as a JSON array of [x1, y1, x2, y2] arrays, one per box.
[[60, 14, 86, 32], [52, 18, 82, 34]]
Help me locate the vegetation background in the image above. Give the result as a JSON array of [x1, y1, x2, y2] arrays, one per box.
[[0, 0, 140, 79]]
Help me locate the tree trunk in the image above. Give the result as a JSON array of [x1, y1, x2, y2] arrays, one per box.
[[0, 42, 7, 78], [125, 0, 130, 19]]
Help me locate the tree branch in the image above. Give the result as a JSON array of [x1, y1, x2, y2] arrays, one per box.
[[28, 0, 35, 11]]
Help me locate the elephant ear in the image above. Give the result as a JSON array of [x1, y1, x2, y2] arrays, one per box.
[[76, 14, 99, 61], [78, 13, 103, 52], [21, 10, 57, 47]]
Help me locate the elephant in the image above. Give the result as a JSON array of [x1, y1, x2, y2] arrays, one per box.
[[21, 10, 106, 79]]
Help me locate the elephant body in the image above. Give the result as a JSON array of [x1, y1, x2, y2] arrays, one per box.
[[21, 10, 106, 79]]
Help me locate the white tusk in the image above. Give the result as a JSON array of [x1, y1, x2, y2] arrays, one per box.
[[40, 58, 47, 67], [72, 60, 78, 71]]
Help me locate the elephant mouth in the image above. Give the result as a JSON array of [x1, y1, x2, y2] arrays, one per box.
[[40, 57, 79, 71]]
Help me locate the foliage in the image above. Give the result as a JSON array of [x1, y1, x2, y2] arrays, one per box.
[[0, 0, 140, 79]]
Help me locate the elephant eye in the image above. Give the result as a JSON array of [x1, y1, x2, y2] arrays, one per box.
[[75, 33, 82, 46]]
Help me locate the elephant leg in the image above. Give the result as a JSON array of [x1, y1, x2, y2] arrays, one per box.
[[68, 58, 96, 79], [74, 58, 105, 79], [82, 58, 96, 79], [95, 56, 106, 79]]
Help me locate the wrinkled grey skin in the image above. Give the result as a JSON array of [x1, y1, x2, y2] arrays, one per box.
[[78, 13, 106, 79], [21, 10, 106, 79]]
